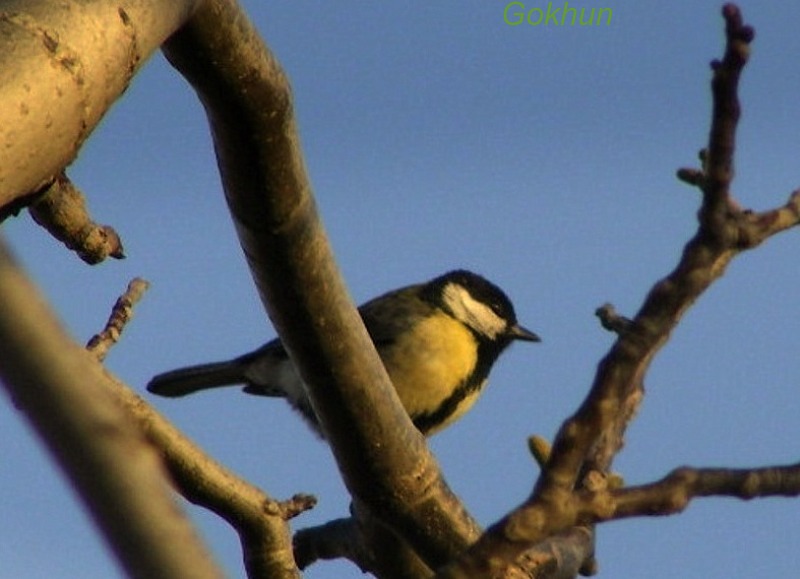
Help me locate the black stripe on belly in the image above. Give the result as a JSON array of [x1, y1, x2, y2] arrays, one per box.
[[411, 376, 485, 434]]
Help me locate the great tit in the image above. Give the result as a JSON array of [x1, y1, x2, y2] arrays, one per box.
[[147, 269, 540, 437]]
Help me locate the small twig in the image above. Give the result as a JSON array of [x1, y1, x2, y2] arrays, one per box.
[[276, 493, 317, 520], [86, 278, 304, 576], [594, 304, 632, 335], [527, 435, 551, 470], [702, 4, 754, 217], [28, 173, 125, 264], [737, 189, 800, 248], [86, 278, 150, 361], [676, 167, 705, 188]]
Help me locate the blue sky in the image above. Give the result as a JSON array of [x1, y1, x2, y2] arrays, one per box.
[[3, 2, 800, 577]]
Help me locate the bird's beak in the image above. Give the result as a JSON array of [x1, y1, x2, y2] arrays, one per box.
[[508, 324, 541, 342]]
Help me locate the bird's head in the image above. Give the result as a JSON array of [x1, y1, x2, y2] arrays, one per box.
[[425, 270, 540, 347]]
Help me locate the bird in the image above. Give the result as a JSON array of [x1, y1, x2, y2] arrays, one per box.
[[147, 269, 539, 437]]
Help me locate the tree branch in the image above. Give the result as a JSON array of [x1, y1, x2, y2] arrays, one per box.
[[86, 277, 149, 361], [161, 0, 480, 571], [0, 239, 223, 579], [78, 273, 303, 576], [580, 463, 800, 522], [0, 0, 198, 208], [294, 518, 366, 571], [108, 371, 303, 579], [28, 173, 126, 264], [436, 5, 800, 577], [294, 509, 436, 578], [594, 304, 632, 336], [702, 3, 753, 220]]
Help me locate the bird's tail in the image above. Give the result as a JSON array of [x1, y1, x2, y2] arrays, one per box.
[[147, 360, 246, 397]]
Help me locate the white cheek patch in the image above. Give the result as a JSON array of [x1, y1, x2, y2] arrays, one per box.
[[442, 283, 507, 339]]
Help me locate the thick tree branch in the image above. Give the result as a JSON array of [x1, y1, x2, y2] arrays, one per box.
[[161, 0, 480, 571], [0, 240, 222, 579], [0, 0, 198, 207], [436, 6, 800, 577], [0, 0, 479, 574]]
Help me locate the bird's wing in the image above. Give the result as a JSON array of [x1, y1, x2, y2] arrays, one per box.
[[357, 283, 433, 346]]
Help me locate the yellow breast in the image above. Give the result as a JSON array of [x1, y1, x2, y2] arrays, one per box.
[[379, 314, 479, 426]]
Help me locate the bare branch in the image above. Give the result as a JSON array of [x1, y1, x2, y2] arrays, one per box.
[[545, 0, 758, 503], [580, 463, 800, 522], [294, 518, 366, 571], [278, 494, 318, 520], [86, 277, 149, 360], [0, 240, 222, 579], [161, 0, 480, 571], [0, 0, 199, 208], [295, 511, 434, 578], [702, 3, 754, 219], [28, 174, 125, 264], [676, 167, 705, 188], [435, 6, 799, 577], [111, 374, 302, 579]]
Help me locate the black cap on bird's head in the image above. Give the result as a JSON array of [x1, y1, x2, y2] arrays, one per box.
[[424, 270, 540, 345]]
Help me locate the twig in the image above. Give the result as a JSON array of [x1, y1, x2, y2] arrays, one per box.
[[86, 278, 150, 361], [580, 463, 800, 522], [594, 304, 632, 335], [278, 494, 318, 520], [112, 373, 303, 578], [28, 173, 125, 264], [527, 435, 552, 469], [702, 4, 754, 216]]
